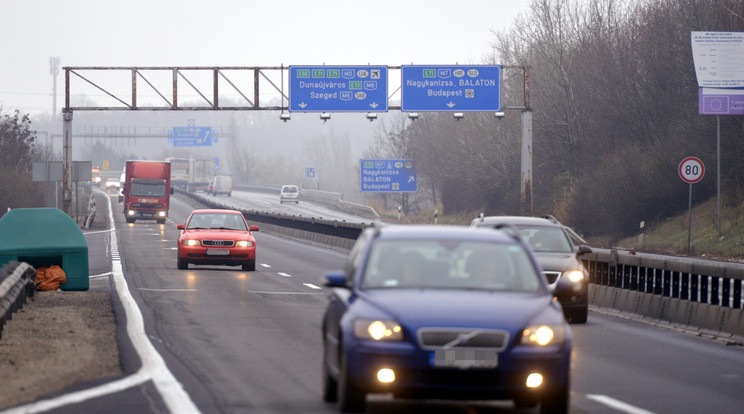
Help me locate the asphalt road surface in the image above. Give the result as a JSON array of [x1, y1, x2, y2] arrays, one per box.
[[2, 192, 744, 414]]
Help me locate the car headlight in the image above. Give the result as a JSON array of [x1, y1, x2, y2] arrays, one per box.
[[235, 240, 253, 247], [521, 325, 566, 346], [182, 239, 200, 246], [565, 270, 585, 283], [353, 320, 403, 341]]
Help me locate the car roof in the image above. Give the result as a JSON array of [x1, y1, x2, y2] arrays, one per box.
[[369, 224, 520, 244], [471, 215, 561, 228], [190, 209, 242, 215]]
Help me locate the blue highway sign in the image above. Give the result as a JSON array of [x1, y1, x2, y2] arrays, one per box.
[[289, 66, 388, 112], [171, 126, 213, 147], [401, 65, 501, 111], [360, 159, 417, 193]]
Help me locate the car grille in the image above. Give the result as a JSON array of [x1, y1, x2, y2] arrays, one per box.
[[132, 203, 163, 209], [202, 240, 235, 247], [543, 271, 561, 284], [417, 328, 509, 351]]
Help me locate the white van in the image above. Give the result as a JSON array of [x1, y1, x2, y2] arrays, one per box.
[[208, 175, 232, 197], [279, 184, 299, 204]]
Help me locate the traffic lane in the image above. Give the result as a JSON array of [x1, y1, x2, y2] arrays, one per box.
[[570, 311, 744, 413], [116, 211, 350, 413]]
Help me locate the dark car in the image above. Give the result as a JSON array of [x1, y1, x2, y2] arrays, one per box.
[[321, 225, 573, 413], [176, 209, 259, 271], [470, 215, 592, 323]]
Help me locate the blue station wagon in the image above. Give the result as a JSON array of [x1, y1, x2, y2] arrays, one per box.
[[321, 225, 573, 413]]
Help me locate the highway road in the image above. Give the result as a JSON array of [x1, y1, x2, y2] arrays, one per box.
[[16, 192, 744, 414]]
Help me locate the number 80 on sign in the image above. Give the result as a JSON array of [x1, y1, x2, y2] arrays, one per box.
[[678, 156, 705, 184]]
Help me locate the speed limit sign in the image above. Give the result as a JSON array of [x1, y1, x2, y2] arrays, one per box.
[[678, 157, 705, 184]]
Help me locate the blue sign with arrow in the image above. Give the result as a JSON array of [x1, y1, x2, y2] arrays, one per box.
[[360, 159, 417, 193], [289, 66, 388, 112], [401, 65, 501, 111], [170, 126, 214, 147]]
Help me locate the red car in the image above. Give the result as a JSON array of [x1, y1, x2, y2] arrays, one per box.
[[177, 209, 259, 271]]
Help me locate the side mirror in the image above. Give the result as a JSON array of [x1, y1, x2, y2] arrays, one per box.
[[577, 245, 592, 255], [177, 224, 184, 230], [250, 225, 259, 232], [170, 187, 175, 195], [322, 270, 348, 288]]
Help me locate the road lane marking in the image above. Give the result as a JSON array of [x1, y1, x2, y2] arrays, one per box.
[[89, 272, 113, 279], [587, 394, 656, 414], [3, 190, 203, 414], [260, 263, 271, 268], [303, 283, 322, 290], [244, 290, 324, 295], [139, 288, 198, 292], [277, 272, 291, 277]]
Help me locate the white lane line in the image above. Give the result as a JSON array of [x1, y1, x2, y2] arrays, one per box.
[[4, 191, 202, 414], [303, 283, 322, 290], [277, 272, 291, 277], [260, 263, 271, 268], [244, 290, 324, 295], [587, 395, 656, 414], [83, 229, 115, 235], [89, 272, 113, 279], [139, 288, 198, 292]]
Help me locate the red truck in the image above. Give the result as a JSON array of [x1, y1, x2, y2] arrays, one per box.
[[122, 160, 174, 224]]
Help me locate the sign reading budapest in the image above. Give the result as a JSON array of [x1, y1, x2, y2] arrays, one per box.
[[401, 65, 501, 111], [360, 159, 417, 193]]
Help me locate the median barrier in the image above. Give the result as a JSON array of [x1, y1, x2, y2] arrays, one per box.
[[0, 208, 89, 291], [0, 261, 36, 339]]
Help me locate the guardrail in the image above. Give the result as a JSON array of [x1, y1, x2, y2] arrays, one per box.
[[180, 190, 744, 339], [0, 262, 37, 339], [582, 249, 744, 339]]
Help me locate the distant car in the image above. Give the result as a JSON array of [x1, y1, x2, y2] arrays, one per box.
[[176, 209, 259, 271], [105, 177, 120, 191], [207, 174, 232, 197], [118, 171, 125, 202], [280, 184, 299, 204], [470, 215, 592, 323], [321, 225, 573, 413]]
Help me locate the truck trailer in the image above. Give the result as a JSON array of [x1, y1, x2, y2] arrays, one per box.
[[122, 160, 173, 224], [188, 158, 216, 192]]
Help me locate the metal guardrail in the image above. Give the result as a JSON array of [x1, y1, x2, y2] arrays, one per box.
[[582, 249, 744, 339], [0, 262, 37, 339]]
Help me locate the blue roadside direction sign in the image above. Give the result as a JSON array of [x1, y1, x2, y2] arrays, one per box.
[[305, 167, 316, 178], [171, 126, 214, 147], [289, 66, 388, 112], [401, 65, 501, 112], [360, 159, 417, 193]]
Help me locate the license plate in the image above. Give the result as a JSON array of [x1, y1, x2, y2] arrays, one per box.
[[206, 248, 230, 256], [431, 349, 498, 368]]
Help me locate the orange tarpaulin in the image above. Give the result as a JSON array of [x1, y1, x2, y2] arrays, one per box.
[[35, 265, 67, 291]]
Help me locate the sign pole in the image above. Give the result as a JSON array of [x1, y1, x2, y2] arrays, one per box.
[[687, 182, 693, 255]]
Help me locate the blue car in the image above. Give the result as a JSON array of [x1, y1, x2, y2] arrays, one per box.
[[321, 225, 573, 413]]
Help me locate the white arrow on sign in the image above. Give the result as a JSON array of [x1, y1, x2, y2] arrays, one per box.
[[299, 103, 307, 108], [447, 102, 456, 108], [370, 102, 378, 108]]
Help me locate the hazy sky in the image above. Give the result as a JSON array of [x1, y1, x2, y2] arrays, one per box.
[[0, 0, 532, 115]]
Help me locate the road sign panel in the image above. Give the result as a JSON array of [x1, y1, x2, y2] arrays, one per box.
[[305, 167, 316, 178], [171, 126, 213, 147], [360, 159, 417, 192], [401, 65, 501, 111], [679, 157, 705, 184], [289, 66, 388, 112]]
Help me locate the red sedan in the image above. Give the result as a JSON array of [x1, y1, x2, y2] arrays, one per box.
[[177, 209, 259, 271]]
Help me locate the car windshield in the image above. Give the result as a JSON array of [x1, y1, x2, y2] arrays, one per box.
[[515, 226, 573, 253], [361, 240, 541, 291], [130, 181, 165, 197], [187, 213, 246, 231]]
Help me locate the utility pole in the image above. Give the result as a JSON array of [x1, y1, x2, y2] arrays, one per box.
[[49, 57, 60, 117]]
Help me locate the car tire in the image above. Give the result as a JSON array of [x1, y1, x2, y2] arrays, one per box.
[[539, 376, 569, 414], [157, 219, 166, 224], [242, 259, 256, 271], [570, 306, 588, 324], [338, 346, 365, 413], [126, 217, 135, 223], [177, 255, 187, 270], [322, 338, 338, 402]]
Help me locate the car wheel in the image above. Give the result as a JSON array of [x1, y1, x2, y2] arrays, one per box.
[[177, 254, 187, 270], [242, 259, 256, 271], [126, 217, 135, 223], [322, 338, 338, 402], [157, 218, 166, 224], [539, 376, 569, 414], [338, 345, 365, 413], [570, 306, 588, 324]]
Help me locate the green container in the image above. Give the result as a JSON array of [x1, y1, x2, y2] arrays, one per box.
[[0, 208, 89, 291]]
